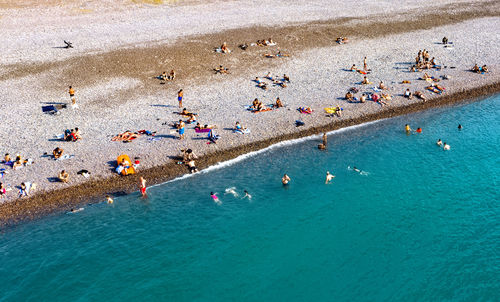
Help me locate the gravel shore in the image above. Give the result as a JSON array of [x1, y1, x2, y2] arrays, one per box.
[[0, 0, 499, 226]]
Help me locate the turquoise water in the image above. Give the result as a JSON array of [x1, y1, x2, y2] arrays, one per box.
[[1, 96, 499, 302]]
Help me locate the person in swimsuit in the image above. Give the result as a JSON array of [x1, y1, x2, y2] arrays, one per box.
[[177, 89, 183, 108], [405, 124, 412, 133], [436, 139, 443, 146], [106, 195, 114, 204], [282, 174, 291, 185], [178, 120, 185, 140], [58, 170, 69, 183], [243, 190, 252, 199], [139, 176, 147, 197], [443, 143, 451, 150], [325, 171, 335, 184], [211, 192, 221, 204], [458, 124, 463, 130]]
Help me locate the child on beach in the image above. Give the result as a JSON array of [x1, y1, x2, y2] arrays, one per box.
[[177, 120, 185, 140], [139, 176, 147, 197]]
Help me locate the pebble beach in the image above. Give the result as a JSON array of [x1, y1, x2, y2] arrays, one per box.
[[0, 0, 499, 226]]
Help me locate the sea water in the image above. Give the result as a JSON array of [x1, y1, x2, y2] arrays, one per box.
[[1, 95, 499, 302]]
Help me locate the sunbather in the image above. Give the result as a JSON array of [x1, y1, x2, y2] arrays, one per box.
[[251, 98, 259, 109], [214, 65, 229, 74], [220, 42, 230, 53], [13, 157, 23, 170], [360, 93, 367, 103], [168, 69, 176, 80], [3, 153, 11, 163], [160, 71, 167, 80], [414, 91, 427, 101], [362, 76, 370, 85], [481, 65, 489, 73], [345, 92, 354, 101], [53, 147, 64, 159], [283, 74, 290, 82], [378, 81, 387, 90], [350, 64, 357, 71], [275, 97, 284, 108], [58, 170, 69, 183]]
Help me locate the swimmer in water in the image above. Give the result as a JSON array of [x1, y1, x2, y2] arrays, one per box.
[[458, 124, 463, 130], [210, 192, 221, 204], [68, 208, 84, 213], [415, 127, 422, 133], [443, 142, 450, 150], [282, 174, 291, 185], [325, 171, 335, 184], [405, 124, 412, 133], [243, 190, 252, 199], [106, 195, 114, 204], [139, 176, 147, 197], [353, 167, 361, 173], [436, 139, 443, 146], [225, 187, 239, 197]]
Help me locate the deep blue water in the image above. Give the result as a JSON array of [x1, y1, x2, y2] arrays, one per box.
[[1, 95, 499, 302]]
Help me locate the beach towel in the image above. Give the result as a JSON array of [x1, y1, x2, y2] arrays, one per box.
[[56, 154, 74, 161], [234, 128, 250, 134]]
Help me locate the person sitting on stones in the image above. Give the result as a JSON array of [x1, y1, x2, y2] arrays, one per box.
[[58, 170, 69, 183]]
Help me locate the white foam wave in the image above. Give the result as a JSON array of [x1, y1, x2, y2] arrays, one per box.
[[149, 119, 383, 188]]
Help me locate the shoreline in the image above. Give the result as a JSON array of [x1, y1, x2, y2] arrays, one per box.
[[1, 82, 498, 228]]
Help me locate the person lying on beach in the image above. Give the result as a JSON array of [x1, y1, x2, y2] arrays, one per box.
[[58, 170, 69, 183], [214, 65, 230, 74], [180, 108, 195, 117], [381, 93, 392, 100], [111, 131, 139, 142], [422, 73, 431, 80], [362, 76, 370, 85], [378, 81, 387, 90], [414, 91, 427, 101], [255, 77, 263, 84], [53, 147, 64, 159], [430, 57, 437, 66], [208, 129, 219, 143], [350, 64, 357, 71], [283, 74, 290, 82], [336, 37, 349, 44], [188, 159, 198, 173], [371, 93, 386, 106], [472, 64, 480, 73], [410, 65, 417, 72], [0, 182, 7, 198], [257, 82, 268, 90], [481, 65, 489, 73], [186, 114, 197, 124], [274, 97, 284, 108], [160, 71, 167, 81], [404, 89, 413, 99], [256, 101, 265, 111]]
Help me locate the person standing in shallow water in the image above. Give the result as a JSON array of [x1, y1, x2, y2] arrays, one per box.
[[139, 176, 147, 197]]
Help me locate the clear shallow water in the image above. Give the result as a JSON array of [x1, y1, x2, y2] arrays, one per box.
[[1, 96, 499, 302]]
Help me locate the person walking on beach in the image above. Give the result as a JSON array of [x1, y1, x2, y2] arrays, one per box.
[[139, 176, 147, 197], [177, 89, 183, 108], [282, 174, 291, 185], [178, 120, 185, 140], [325, 171, 335, 184], [68, 86, 77, 108]]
